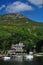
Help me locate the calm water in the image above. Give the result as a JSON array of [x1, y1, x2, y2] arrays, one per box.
[[0, 56, 43, 65]]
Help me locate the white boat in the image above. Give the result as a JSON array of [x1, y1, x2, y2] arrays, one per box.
[[25, 54, 34, 60], [3, 56, 10, 61]]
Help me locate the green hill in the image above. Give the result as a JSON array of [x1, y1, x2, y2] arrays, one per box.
[[0, 13, 43, 50]]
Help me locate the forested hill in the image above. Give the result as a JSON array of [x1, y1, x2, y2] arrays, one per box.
[[0, 13, 43, 50]]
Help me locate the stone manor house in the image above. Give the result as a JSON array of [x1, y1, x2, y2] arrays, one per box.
[[8, 41, 25, 54]]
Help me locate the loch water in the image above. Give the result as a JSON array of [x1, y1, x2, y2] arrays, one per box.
[[0, 56, 43, 65]]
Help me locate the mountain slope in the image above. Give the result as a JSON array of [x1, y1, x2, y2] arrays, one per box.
[[0, 13, 43, 25], [0, 13, 43, 50], [0, 13, 43, 38]]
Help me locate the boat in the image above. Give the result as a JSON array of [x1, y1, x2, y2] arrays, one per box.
[[25, 52, 34, 60], [25, 55, 33, 60], [3, 56, 11, 61]]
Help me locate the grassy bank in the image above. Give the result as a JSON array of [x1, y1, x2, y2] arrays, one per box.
[[34, 53, 43, 57]]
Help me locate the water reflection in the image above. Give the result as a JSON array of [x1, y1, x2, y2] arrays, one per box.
[[14, 56, 23, 62], [33, 57, 43, 65], [0, 56, 43, 65]]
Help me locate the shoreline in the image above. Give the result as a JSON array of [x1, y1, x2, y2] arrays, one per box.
[[0, 52, 43, 58], [34, 53, 43, 57]]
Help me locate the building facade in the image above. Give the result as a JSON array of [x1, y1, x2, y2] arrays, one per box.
[[8, 41, 25, 54]]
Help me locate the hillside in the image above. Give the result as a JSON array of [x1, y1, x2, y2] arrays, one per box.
[[0, 13, 43, 50]]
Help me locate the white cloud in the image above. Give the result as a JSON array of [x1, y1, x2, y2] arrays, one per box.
[[0, 5, 5, 10], [28, 0, 43, 7], [6, 1, 33, 13]]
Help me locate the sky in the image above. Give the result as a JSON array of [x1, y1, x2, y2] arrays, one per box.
[[0, 0, 43, 22]]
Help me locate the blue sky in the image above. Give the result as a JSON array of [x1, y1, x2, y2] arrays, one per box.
[[0, 0, 43, 22]]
